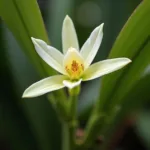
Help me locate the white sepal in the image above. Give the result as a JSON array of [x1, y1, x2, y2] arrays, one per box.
[[31, 37, 66, 74], [62, 15, 79, 54], [22, 75, 67, 98], [80, 23, 104, 69], [83, 58, 131, 81]]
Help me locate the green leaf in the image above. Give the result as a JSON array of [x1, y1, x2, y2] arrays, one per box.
[[0, 24, 39, 150], [99, 0, 150, 142], [3, 26, 62, 150], [0, 0, 55, 76], [104, 39, 150, 111], [97, 0, 150, 148], [0, 1, 67, 150], [98, 0, 150, 111], [82, 0, 150, 147]]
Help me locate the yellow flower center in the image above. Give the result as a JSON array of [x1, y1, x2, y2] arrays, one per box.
[[65, 60, 84, 80]]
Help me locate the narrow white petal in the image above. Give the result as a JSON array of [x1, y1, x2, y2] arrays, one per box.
[[22, 75, 67, 98], [82, 58, 131, 81], [63, 79, 82, 89], [80, 23, 104, 69], [62, 15, 79, 54], [31, 37, 66, 74]]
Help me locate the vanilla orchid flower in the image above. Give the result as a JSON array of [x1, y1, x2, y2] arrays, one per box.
[[22, 15, 131, 98]]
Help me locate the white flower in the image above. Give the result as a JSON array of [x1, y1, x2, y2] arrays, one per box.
[[22, 15, 131, 98]]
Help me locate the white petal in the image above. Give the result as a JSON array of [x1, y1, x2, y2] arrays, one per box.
[[31, 37, 66, 74], [63, 79, 82, 89], [62, 15, 79, 54], [22, 75, 67, 98], [82, 58, 131, 81], [80, 23, 104, 69]]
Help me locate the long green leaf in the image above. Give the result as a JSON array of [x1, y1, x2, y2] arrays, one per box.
[[0, 24, 39, 150], [99, 0, 150, 111], [82, 0, 150, 147], [105, 39, 150, 111], [97, 0, 150, 148], [3, 26, 60, 150], [0, 1, 66, 150], [0, 0, 54, 76], [0, 0, 67, 112]]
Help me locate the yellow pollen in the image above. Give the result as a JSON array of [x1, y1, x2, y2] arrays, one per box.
[[71, 60, 79, 72], [65, 60, 84, 80]]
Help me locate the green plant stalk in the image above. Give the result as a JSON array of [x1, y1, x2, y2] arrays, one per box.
[[49, 89, 79, 150], [62, 121, 76, 150], [62, 86, 80, 150], [80, 105, 120, 148], [80, 110, 105, 148], [48, 90, 68, 121], [62, 122, 70, 150], [69, 95, 78, 149]]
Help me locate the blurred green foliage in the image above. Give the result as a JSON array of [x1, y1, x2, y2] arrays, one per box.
[[1, 0, 150, 150]]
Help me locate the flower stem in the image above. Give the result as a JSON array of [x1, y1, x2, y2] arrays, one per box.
[[66, 86, 80, 150], [61, 85, 80, 150], [62, 94, 78, 150], [68, 95, 78, 149], [62, 122, 70, 150]]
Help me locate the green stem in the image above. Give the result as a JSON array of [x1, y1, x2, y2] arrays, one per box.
[[80, 105, 121, 148], [66, 86, 80, 150], [48, 90, 69, 121], [68, 95, 78, 149], [61, 95, 78, 150], [81, 110, 105, 148], [62, 122, 70, 150], [69, 95, 77, 121], [61, 85, 80, 150]]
